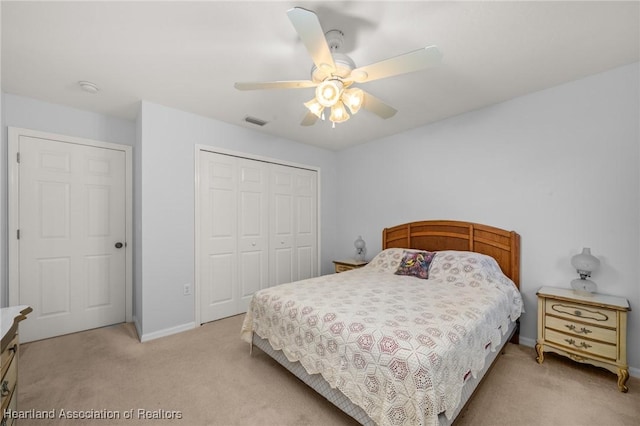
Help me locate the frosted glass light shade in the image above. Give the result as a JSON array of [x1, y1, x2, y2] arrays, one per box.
[[304, 98, 324, 118], [570, 247, 600, 295], [315, 79, 343, 107], [329, 100, 350, 123], [342, 88, 364, 114], [571, 248, 600, 278]]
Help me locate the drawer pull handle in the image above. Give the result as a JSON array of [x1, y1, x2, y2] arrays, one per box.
[[564, 338, 592, 350], [1, 380, 9, 396], [564, 324, 593, 335], [9, 344, 17, 353]]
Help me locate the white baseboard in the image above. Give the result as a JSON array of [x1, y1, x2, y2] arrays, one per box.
[[139, 321, 196, 342]]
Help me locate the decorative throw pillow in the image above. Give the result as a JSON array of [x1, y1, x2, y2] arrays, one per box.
[[394, 250, 435, 279]]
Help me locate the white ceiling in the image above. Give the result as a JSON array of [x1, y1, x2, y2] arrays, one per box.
[[2, 1, 639, 150]]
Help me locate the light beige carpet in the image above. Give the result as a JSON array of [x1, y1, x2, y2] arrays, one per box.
[[17, 314, 640, 425]]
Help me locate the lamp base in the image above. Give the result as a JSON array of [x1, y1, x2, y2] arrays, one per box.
[[571, 278, 597, 296]]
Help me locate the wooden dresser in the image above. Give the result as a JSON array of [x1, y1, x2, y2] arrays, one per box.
[[333, 259, 368, 273], [1, 306, 32, 426], [535, 287, 630, 392]]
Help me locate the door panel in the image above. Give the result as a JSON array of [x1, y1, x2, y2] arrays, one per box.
[[200, 154, 238, 323], [199, 153, 270, 321], [18, 135, 126, 342], [270, 164, 317, 285], [237, 159, 268, 309]]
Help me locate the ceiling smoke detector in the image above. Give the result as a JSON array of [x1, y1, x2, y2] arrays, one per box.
[[79, 81, 99, 94]]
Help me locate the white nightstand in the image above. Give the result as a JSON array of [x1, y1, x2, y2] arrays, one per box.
[[535, 286, 630, 392]]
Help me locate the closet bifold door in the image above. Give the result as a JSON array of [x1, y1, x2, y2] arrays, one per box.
[[199, 152, 268, 323], [269, 164, 317, 287], [198, 151, 317, 324]]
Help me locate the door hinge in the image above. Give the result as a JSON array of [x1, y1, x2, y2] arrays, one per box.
[[17, 229, 20, 239], [16, 152, 20, 163]]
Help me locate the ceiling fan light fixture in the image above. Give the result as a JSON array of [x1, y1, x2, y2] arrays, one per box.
[[329, 100, 350, 124], [343, 87, 364, 114], [304, 98, 325, 119], [315, 79, 343, 107]]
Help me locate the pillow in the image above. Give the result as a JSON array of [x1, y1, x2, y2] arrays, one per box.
[[364, 248, 408, 273], [394, 250, 435, 279]]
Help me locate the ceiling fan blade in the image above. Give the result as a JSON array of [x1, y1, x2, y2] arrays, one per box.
[[350, 46, 442, 83], [300, 112, 319, 126], [363, 92, 397, 119], [287, 7, 336, 73], [234, 80, 316, 90]]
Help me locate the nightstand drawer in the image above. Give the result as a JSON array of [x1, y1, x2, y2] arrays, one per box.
[[1, 350, 17, 411], [333, 260, 368, 273], [545, 329, 616, 360], [546, 300, 617, 328], [2, 390, 16, 426], [545, 315, 617, 344], [335, 263, 352, 273]]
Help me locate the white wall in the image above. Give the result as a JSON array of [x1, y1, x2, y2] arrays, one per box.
[[0, 1, 4, 307], [0, 94, 136, 307], [1, 94, 136, 147], [336, 62, 640, 373], [3, 63, 637, 375], [136, 101, 338, 340]]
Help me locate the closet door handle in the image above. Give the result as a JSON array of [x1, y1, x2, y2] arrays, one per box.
[[115, 242, 124, 249]]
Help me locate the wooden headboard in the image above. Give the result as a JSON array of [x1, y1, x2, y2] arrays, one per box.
[[383, 220, 520, 287]]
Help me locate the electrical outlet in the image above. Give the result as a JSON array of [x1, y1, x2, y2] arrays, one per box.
[[183, 283, 192, 296]]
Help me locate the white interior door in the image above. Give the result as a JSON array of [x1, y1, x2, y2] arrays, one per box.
[[15, 135, 127, 342]]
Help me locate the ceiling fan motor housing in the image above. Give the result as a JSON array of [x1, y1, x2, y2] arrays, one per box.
[[311, 52, 356, 83]]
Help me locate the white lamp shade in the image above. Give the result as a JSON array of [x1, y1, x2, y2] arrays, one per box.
[[571, 247, 600, 276], [354, 236, 366, 261]]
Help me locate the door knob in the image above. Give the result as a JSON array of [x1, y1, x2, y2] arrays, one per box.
[[115, 242, 124, 249]]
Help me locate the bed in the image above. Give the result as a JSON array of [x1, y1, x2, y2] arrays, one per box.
[[241, 220, 523, 426]]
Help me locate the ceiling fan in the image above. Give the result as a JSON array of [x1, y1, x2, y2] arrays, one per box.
[[234, 7, 442, 127]]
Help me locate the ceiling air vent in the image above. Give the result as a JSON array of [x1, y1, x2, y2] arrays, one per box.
[[244, 116, 268, 127]]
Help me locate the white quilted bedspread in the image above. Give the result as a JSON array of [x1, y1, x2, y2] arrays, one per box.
[[241, 250, 523, 426]]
